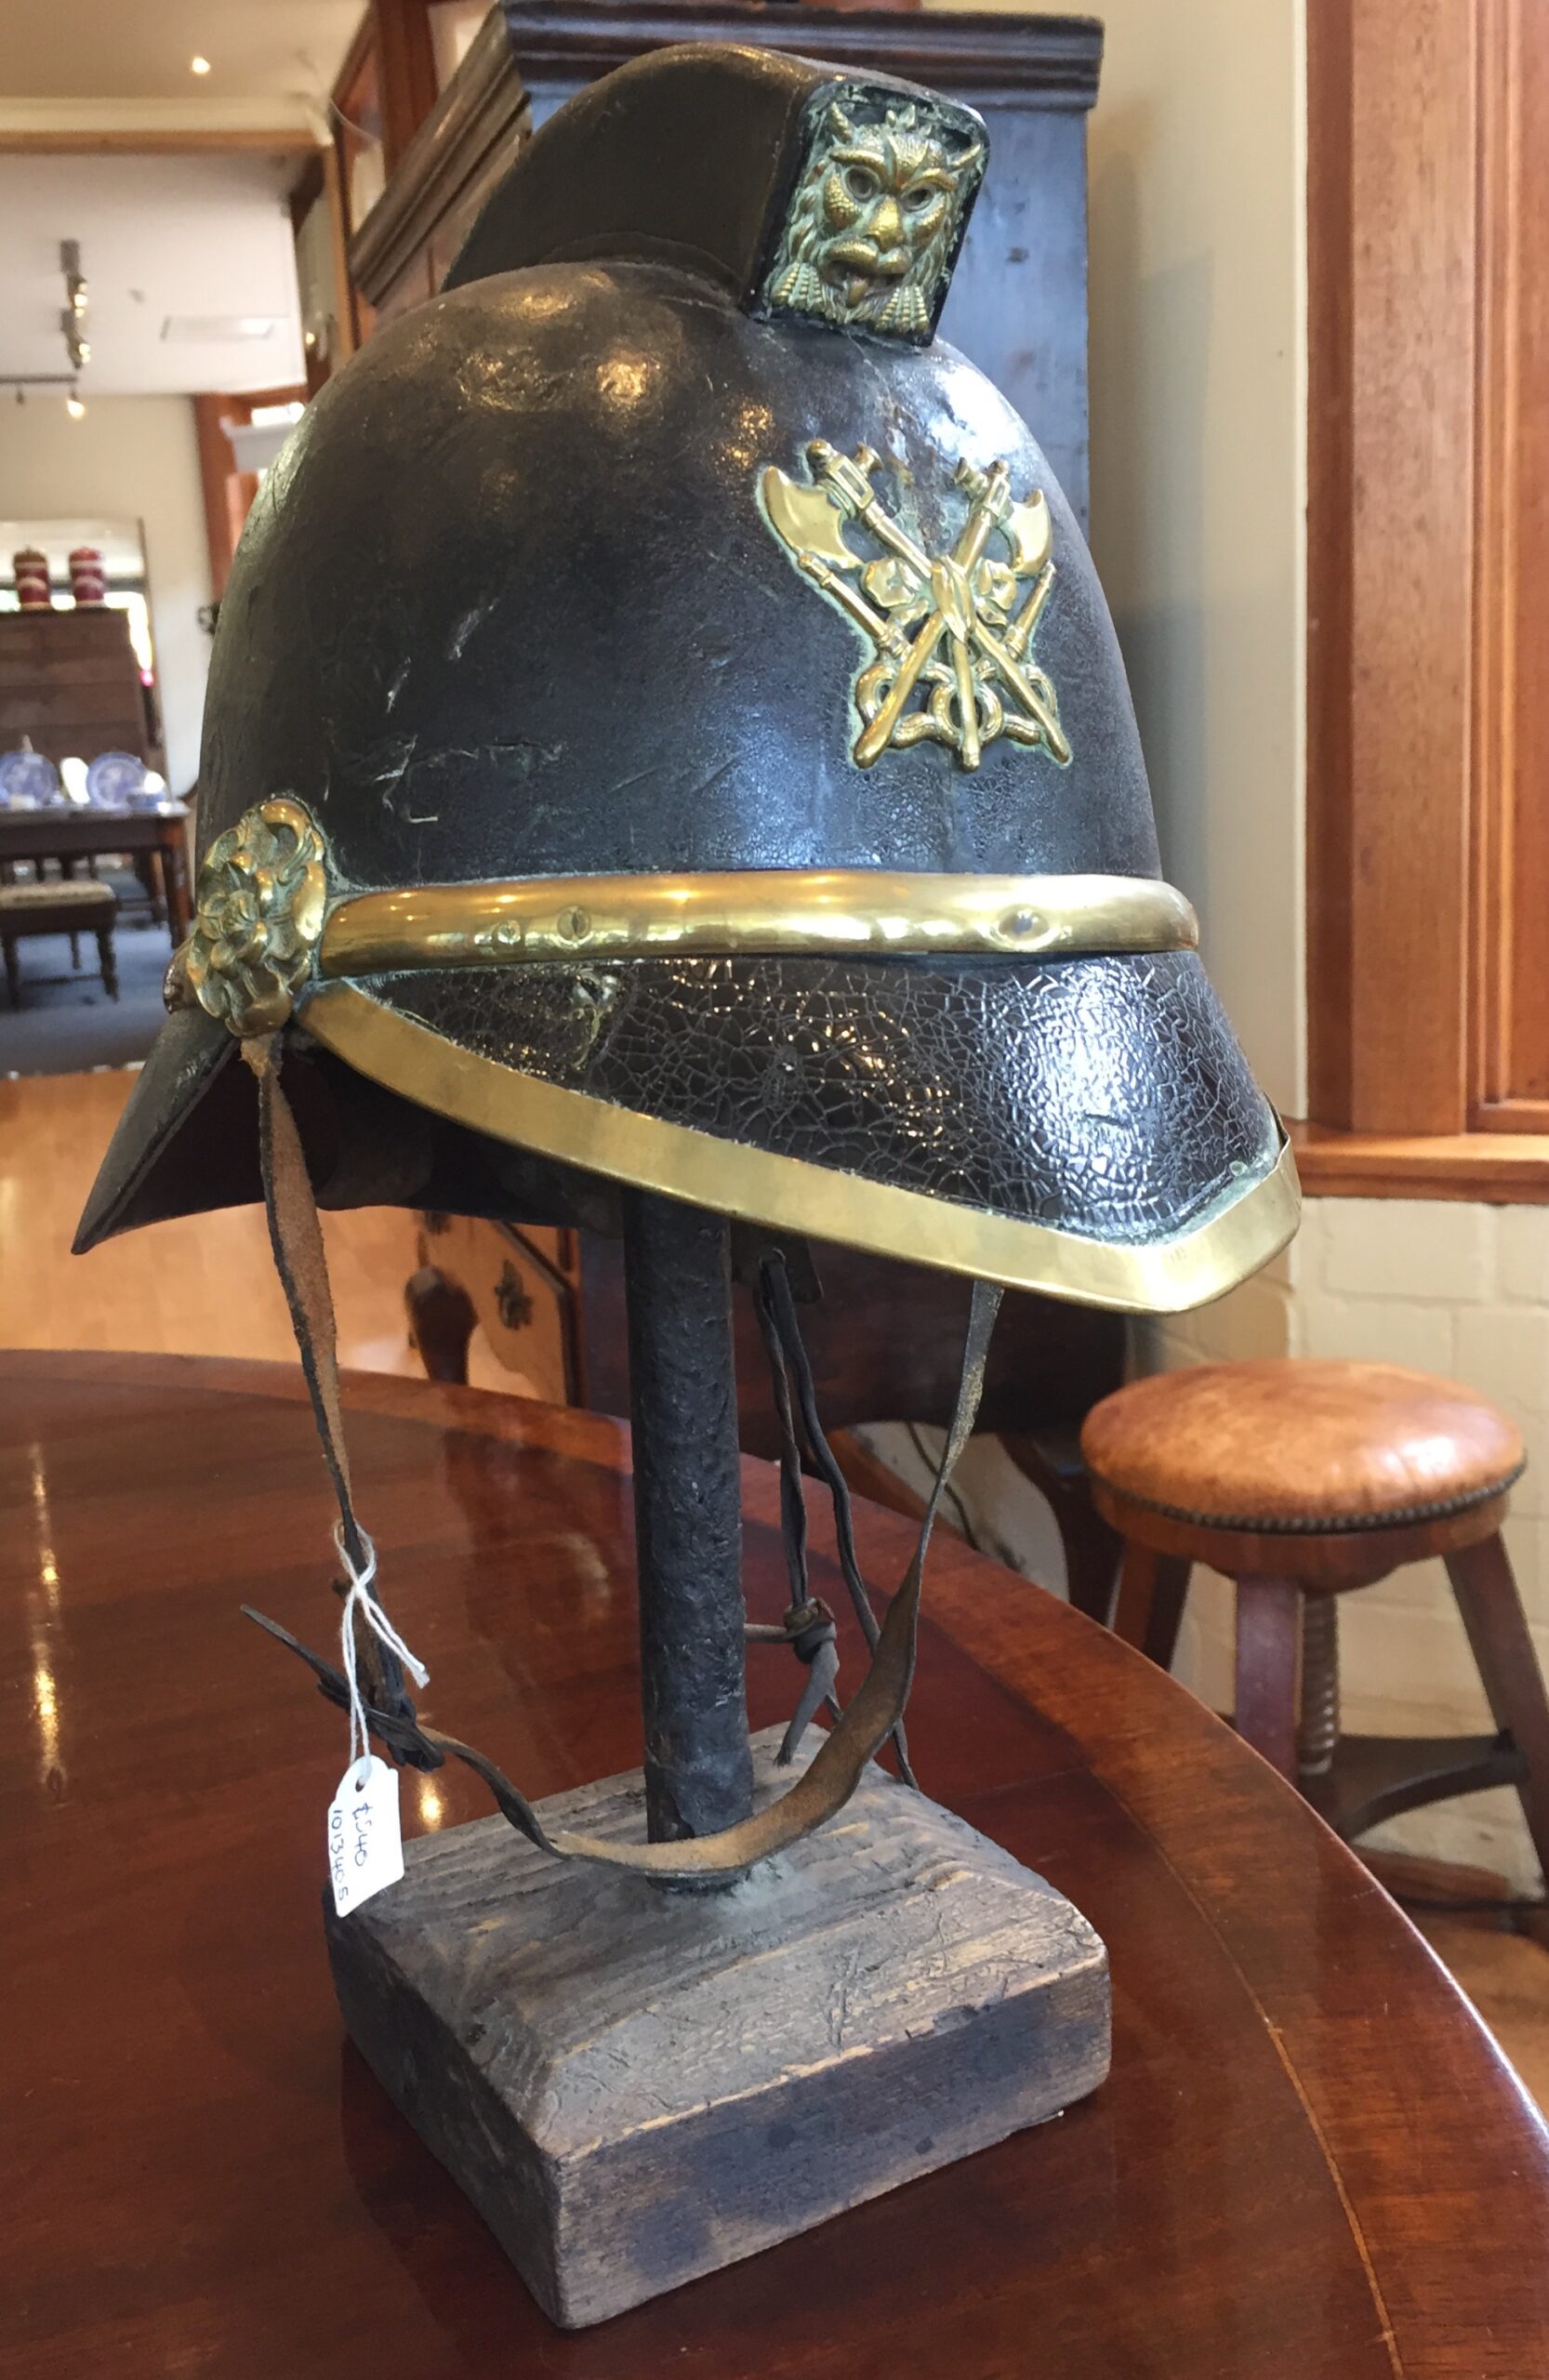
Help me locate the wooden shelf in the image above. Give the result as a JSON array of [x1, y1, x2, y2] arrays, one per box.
[[1289, 1117, 1549, 1203]]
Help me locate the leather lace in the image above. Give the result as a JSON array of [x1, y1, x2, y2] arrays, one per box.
[[242, 1032, 1001, 1883]]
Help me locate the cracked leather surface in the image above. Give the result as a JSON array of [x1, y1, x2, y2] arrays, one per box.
[[362, 949, 1279, 1247]]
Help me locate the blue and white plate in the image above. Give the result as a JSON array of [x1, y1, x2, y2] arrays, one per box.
[[86, 750, 149, 806], [0, 747, 61, 807]]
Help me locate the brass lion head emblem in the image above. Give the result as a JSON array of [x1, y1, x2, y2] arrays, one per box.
[[761, 87, 985, 343]]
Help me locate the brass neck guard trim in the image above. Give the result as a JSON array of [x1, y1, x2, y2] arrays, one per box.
[[301, 982, 1298, 1316], [317, 870, 1198, 978]]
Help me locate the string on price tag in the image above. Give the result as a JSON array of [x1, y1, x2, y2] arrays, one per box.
[[325, 1525, 429, 1919]]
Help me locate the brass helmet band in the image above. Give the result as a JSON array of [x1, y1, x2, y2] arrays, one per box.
[[317, 867, 1198, 978], [152, 796, 1292, 1315], [165, 798, 1200, 1042]]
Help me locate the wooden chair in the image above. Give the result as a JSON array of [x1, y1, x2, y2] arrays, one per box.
[[0, 879, 119, 1007], [1082, 1359, 1549, 1884]]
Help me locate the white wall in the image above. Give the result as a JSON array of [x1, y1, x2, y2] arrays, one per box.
[[0, 393, 212, 791], [1086, 0, 1305, 1115], [932, 0, 1306, 1112]]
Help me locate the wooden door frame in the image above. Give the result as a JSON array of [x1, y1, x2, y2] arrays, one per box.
[[1302, 0, 1549, 1196], [1305, 0, 1478, 1141]]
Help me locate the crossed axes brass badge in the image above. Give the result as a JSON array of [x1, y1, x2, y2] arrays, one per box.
[[761, 440, 1069, 773]]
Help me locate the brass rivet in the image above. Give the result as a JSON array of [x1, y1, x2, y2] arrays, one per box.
[[1001, 907, 1041, 940], [557, 906, 590, 944]]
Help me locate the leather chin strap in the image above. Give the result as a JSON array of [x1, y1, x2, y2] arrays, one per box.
[[242, 1032, 1002, 1884]]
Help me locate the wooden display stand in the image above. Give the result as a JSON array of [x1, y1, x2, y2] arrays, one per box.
[[329, 1194, 1110, 2325], [322, 52, 1119, 2305], [328, 1735, 1109, 2327]]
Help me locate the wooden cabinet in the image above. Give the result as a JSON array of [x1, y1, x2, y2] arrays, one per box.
[[349, 2, 1103, 518], [415, 1213, 585, 1400], [0, 610, 153, 772]]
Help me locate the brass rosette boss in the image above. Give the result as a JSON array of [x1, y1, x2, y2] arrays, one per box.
[[168, 797, 328, 1038]]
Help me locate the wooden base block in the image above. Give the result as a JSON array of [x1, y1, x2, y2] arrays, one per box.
[[324, 1730, 1110, 2328]]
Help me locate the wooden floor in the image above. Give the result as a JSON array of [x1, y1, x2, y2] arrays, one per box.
[[0, 1066, 512, 1385], [6, 1064, 1548, 2118], [1420, 1915, 1549, 2111]]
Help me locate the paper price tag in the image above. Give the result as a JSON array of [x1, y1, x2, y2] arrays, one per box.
[[326, 1754, 404, 1918]]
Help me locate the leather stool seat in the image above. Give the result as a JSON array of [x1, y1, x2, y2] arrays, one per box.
[[1082, 1359, 1525, 1532], [0, 878, 115, 913], [0, 876, 119, 1007], [1081, 1358, 1549, 1899]]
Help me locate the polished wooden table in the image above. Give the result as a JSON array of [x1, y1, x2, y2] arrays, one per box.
[[0, 801, 191, 945], [6, 1351, 1548, 2377]]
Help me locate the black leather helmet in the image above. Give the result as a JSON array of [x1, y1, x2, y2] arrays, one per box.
[[77, 41, 1297, 1311]]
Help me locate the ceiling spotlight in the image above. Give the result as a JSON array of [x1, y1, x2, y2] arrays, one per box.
[[59, 245, 89, 372], [191, 54, 211, 75], [65, 393, 85, 420], [60, 239, 87, 316]]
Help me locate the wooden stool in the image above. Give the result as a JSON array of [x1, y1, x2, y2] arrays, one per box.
[[1081, 1360, 1549, 1878], [0, 879, 118, 1007]]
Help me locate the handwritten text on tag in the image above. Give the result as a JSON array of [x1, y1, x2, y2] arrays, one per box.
[[327, 1754, 404, 1917]]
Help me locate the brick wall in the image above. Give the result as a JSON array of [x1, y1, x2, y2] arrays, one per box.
[[870, 1197, 1549, 1890]]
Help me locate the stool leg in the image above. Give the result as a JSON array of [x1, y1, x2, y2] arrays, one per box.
[[1058, 1496, 1125, 1629], [1235, 1576, 1303, 1779], [97, 928, 118, 999], [2, 933, 18, 1009], [1112, 1544, 1192, 1668], [1446, 1533, 1549, 1884], [69, 931, 81, 970], [1298, 1593, 1341, 1778]]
